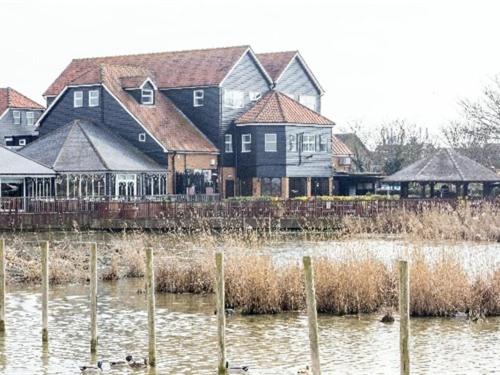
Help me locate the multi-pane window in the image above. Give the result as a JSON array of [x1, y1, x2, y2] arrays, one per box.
[[339, 157, 351, 166], [288, 134, 297, 152], [241, 134, 251, 153], [141, 89, 154, 105], [74, 91, 83, 108], [224, 90, 244, 108], [89, 90, 100, 107], [249, 92, 261, 101], [193, 90, 204, 107], [261, 177, 282, 197], [318, 134, 328, 152], [264, 133, 277, 152], [12, 110, 21, 125], [26, 112, 35, 126], [225, 134, 233, 153], [302, 134, 316, 152], [299, 95, 317, 111]]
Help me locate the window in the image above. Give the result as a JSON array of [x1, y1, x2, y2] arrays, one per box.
[[339, 157, 351, 166], [249, 92, 261, 101], [225, 134, 233, 153], [299, 95, 317, 111], [224, 90, 244, 108], [318, 134, 328, 152], [261, 177, 282, 197], [74, 91, 83, 108], [12, 110, 21, 125], [26, 112, 35, 126], [193, 90, 204, 107], [288, 134, 297, 152], [302, 134, 315, 152], [264, 133, 277, 152], [241, 134, 251, 153], [18, 139, 26, 146], [141, 89, 154, 105], [139, 133, 146, 142], [89, 90, 99, 107]]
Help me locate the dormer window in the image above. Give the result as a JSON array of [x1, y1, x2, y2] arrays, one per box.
[[13, 110, 21, 125], [193, 90, 204, 107], [141, 89, 154, 105]]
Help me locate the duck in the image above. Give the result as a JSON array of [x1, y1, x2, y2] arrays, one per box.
[[109, 359, 128, 368], [297, 365, 312, 375], [80, 361, 103, 374], [126, 355, 148, 369], [225, 361, 249, 373], [214, 308, 236, 316]]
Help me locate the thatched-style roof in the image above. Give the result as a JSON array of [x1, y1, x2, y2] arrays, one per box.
[[383, 148, 499, 183]]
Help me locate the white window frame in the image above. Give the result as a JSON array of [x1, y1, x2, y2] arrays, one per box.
[[241, 134, 252, 153], [74, 91, 83, 108], [141, 89, 154, 105], [225, 134, 233, 153], [299, 95, 317, 111], [224, 90, 244, 109], [339, 157, 352, 166], [13, 110, 21, 125], [249, 91, 261, 101], [88, 90, 100, 107], [264, 133, 277, 152], [26, 111, 35, 126], [139, 133, 146, 142], [18, 139, 26, 146], [193, 89, 204, 107], [302, 134, 316, 152], [288, 134, 297, 152], [319, 134, 328, 152]]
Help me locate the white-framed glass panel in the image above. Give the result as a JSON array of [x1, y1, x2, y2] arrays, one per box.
[[339, 157, 351, 166], [139, 133, 146, 142], [224, 90, 244, 108], [193, 89, 204, 107], [287, 134, 297, 152], [264, 133, 277, 152], [115, 174, 136, 197], [74, 91, 83, 108], [18, 139, 26, 146], [225, 134, 233, 153], [319, 134, 328, 152], [299, 95, 317, 111], [89, 90, 100, 107], [302, 134, 316, 152], [141, 89, 154, 105], [13, 110, 21, 125], [26, 112, 35, 126], [249, 91, 261, 101], [241, 134, 251, 153]]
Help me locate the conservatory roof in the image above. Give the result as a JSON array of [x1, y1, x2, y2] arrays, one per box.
[[0, 145, 55, 177]]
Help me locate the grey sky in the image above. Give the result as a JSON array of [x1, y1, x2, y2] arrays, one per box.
[[1, 0, 500, 137]]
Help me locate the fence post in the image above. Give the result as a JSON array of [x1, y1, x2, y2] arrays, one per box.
[[399, 260, 410, 375], [303, 256, 321, 375], [90, 243, 98, 353], [0, 238, 5, 332], [146, 248, 156, 367], [215, 252, 226, 375], [41, 241, 49, 343]]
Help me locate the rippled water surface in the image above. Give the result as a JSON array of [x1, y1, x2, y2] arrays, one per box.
[[0, 278, 499, 375]]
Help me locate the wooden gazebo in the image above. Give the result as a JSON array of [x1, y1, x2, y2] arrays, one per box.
[[383, 148, 499, 198]]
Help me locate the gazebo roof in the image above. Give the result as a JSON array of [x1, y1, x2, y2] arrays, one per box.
[[383, 148, 499, 183], [0, 145, 55, 177]]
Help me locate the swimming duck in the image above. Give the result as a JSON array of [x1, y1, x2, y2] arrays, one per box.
[[126, 355, 148, 369], [109, 359, 128, 368], [297, 365, 312, 375], [80, 361, 103, 373], [225, 361, 249, 373]]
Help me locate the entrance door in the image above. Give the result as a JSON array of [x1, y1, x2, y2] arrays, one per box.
[[225, 180, 235, 198], [115, 174, 137, 198]]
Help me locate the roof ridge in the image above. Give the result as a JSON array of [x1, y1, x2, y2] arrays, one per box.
[[447, 148, 465, 180], [254, 91, 276, 122], [77, 121, 110, 171], [52, 121, 78, 169], [275, 92, 288, 122]]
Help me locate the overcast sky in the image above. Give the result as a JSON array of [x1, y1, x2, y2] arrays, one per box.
[[2, 0, 500, 139]]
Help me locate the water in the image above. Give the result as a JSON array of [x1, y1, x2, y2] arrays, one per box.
[[0, 278, 499, 375]]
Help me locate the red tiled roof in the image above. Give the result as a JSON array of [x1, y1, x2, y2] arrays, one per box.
[[0, 87, 44, 114], [44, 46, 251, 96], [256, 51, 297, 81], [235, 91, 334, 126], [332, 135, 353, 156], [120, 76, 153, 89]]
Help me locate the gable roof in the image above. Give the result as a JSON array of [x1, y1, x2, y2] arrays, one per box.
[[256, 51, 325, 94], [332, 135, 353, 156], [0, 145, 55, 176], [20, 119, 165, 173], [44, 46, 271, 96], [235, 91, 334, 126], [383, 148, 499, 183], [0, 87, 44, 114]]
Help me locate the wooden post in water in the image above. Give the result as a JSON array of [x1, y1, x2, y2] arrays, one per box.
[[41, 241, 49, 343], [215, 252, 226, 375], [146, 248, 156, 367], [303, 256, 321, 375], [399, 260, 410, 375], [0, 238, 5, 332], [90, 243, 98, 354]]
